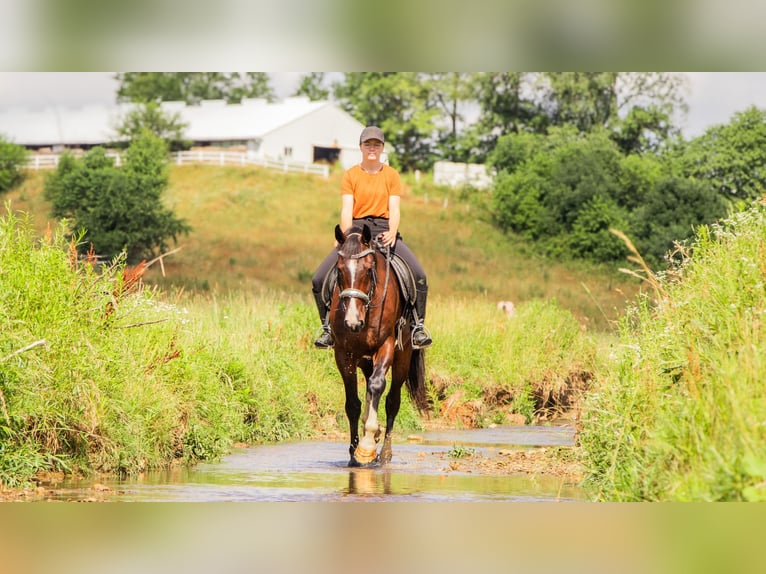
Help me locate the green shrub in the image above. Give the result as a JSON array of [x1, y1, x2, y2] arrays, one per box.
[[0, 136, 28, 193], [43, 132, 190, 263]]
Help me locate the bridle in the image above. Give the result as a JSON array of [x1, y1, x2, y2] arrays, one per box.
[[337, 236, 377, 309]]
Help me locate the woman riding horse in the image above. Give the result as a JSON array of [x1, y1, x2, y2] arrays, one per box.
[[311, 126, 431, 350]]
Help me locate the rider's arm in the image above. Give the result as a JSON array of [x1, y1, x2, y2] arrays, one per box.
[[340, 194, 354, 233], [382, 195, 400, 247]]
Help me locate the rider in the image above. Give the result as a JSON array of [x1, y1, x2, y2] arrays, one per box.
[[311, 125, 432, 350]]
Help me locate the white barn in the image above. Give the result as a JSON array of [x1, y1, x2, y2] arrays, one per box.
[[0, 97, 367, 170]]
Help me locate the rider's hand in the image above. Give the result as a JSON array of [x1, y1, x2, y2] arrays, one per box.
[[379, 231, 397, 247]]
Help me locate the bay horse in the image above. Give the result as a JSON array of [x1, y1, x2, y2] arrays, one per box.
[[330, 223, 429, 466]]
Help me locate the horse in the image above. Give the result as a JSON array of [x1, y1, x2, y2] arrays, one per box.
[[330, 223, 429, 466]]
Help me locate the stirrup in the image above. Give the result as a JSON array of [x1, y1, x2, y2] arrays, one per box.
[[411, 324, 432, 349], [314, 326, 334, 349]]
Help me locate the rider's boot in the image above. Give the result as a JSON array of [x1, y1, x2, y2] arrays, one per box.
[[312, 289, 334, 349], [411, 288, 432, 349]]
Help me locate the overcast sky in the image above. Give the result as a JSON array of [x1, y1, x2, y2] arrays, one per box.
[[2, 72, 766, 139]]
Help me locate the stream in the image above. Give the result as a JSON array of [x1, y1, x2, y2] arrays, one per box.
[[40, 424, 586, 502]]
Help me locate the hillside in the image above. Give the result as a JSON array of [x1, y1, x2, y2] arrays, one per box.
[[8, 165, 640, 330]]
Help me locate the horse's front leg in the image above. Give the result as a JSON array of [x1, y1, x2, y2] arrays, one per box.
[[335, 351, 361, 466], [379, 347, 410, 464], [354, 343, 394, 465]]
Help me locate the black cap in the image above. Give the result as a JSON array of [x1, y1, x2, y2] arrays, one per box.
[[359, 126, 384, 143]]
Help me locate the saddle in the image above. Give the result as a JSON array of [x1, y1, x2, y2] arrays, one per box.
[[321, 247, 417, 310]]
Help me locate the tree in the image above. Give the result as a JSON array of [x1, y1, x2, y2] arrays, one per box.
[[674, 106, 766, 202], [293, 73, 330, 101], [541, 72, 687, 154], [542, 72, 620, 133], [468, 72, 687, 162], [44, 131, 190, 263], [115, 73, 275, 105], [468, 72, 547, 162], [421, 73, 478, 162], [114, 102, 190, 151], [0, 135, 28, 193]]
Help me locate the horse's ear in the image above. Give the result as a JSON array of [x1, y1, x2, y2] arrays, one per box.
[[335, 224, 345, 245], [362, 224, 371, 244]]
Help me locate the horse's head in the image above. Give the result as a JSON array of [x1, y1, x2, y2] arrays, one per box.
[[334, 224, 377, 332]]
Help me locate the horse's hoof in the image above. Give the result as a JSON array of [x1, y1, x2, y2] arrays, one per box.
[[354, 445, 377, 465]]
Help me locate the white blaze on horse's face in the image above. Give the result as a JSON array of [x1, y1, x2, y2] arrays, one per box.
[[337, 239, 375, 333], [344, 258, 364, 330]]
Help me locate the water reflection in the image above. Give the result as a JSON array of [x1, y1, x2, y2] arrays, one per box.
[[347, 468, 392, 496]]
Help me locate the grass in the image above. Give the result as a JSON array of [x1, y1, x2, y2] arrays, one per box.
[[579, 203, 766, 501]]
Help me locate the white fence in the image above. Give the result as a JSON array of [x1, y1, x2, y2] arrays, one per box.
[[26, 152, 123, 170], [26, 150, 329, 178], [433, 160, 493, 189]]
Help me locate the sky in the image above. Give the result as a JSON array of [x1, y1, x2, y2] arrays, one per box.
[[2, 72, 766, 139]]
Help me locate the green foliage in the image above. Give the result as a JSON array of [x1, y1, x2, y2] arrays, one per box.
[[466, 72, 545, 161], [0, 135, 28, 193], [422, 73, 478, 163], [579, 202, 766, 500], [675, 106, 766, 202], [629, 176, 729, 264], [44, 132, 190, 263], [469, 72, 686, 162], [0, 209, 238, 486], [293, 72, 330, 101], [544, 72, 620, 132], [116, 72, 275, 104], [448, 444, 475, 459], [429, 296, 597, 424], [610, 104, 678, 155], [490, 127, 730, 266], [511, 384, 536, 424], [114, 102, 190, 151], [491, 128, 627, 260]]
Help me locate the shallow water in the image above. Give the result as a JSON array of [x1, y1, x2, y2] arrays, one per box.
[[45, 424, 585, 502]]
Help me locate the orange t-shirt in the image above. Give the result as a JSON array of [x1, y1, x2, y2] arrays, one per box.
[[341, 164, 401, 219]]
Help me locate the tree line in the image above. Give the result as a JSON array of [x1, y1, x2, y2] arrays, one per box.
[[2, 72, 765, 268]]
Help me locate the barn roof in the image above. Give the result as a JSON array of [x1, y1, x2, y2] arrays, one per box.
[[0, 97, 333, 147]]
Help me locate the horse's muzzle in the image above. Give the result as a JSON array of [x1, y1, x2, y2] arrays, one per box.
[[345, 317, 365, 332]]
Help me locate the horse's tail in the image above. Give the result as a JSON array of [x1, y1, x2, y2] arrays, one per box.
[[406, 348, 429, 413]]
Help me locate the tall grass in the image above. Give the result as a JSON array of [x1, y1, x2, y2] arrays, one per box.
[[427, 295, 598, 424], [0, 208, 246, 485], [579, 203, 766, 501]]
